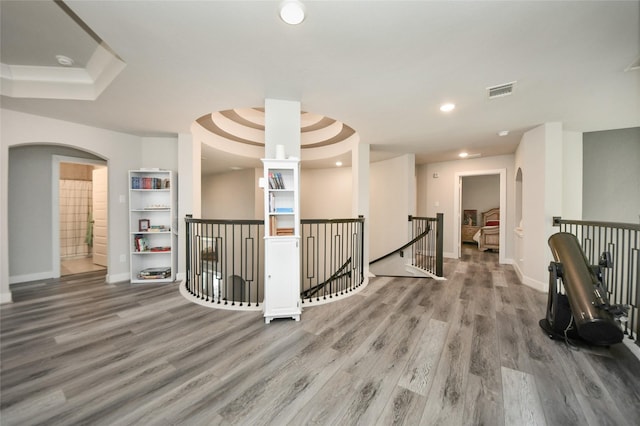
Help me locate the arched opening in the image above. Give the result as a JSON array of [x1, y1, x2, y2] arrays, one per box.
[[515, 167, 523, 230], [7, 144, 107, 283]]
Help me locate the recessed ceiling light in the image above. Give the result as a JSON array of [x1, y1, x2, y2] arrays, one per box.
[[498, 130, 509, 137], [440, 103, 455, 112], [56, 55, 74, 67], [459, 152, 468, 158], [279, 0, 305, 25], [335, 161, 343, 167], [229, 166, 243, 170]]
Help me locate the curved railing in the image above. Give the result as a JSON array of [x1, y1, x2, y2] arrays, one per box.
[[300, 217, 365, 303], [369, 214, 443, 278], [184, 216, 365, 308], [184, 216, 264, 307]]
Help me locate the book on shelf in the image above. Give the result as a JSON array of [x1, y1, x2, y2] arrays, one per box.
[[268, 172, 285, 189], [269, 216, 296, 236], [137, 266, 171, 279], [134, 234, 149, 251], [150, 246, 171, 252], [274, 207, 294, 213], [131, 176, 169, 190], [276, 227, 294, 236]]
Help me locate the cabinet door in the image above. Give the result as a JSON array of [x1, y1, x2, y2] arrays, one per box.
[[265, 238, 300, 316]]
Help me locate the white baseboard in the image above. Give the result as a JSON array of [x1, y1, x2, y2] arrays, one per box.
[[107, 272, 130, 284], [512, 261, 547, 292], [176, 271, 185, 281], [0, 291, 13, 304], [9, 271, 53, 284], [405, 263, 447, 281], [444, 251, 457, 259]]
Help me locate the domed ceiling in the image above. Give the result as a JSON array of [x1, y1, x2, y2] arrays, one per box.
[[194, 108, 359, 173]]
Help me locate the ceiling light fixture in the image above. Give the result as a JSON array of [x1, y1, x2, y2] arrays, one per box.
[[498, 130, 509, 137], [56, 55, 74, 67], [279, 0, 305, 25], [459, 152, 468, 158], [335, 161, 343, 167], [440, 103, 455, 112]]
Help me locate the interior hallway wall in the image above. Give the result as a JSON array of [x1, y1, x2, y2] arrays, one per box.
[[202, 168, 257, 220], [583, 127, 640, 223], [370, 155, 415, 260], [2, 109, 143, 288]]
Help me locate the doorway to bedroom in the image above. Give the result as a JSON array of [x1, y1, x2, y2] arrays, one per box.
[[454, 169, 506, 264]]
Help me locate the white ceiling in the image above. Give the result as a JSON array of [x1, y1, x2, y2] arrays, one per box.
[[1, 1, 639, 173]]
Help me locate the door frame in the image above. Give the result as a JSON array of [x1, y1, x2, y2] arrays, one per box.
[[52, 155, 108, 278], [453, 168, 506, 264]]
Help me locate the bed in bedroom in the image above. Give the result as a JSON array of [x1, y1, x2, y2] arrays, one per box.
[[473, 207, 500, 251]]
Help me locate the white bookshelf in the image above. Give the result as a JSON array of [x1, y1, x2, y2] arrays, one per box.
[[128, 170, 177, 283]]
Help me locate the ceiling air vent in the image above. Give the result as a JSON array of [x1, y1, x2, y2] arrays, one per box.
[[487, 81, 516, 99]]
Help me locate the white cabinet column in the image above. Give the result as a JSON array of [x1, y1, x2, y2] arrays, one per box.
[[262, 158, 301, 323]]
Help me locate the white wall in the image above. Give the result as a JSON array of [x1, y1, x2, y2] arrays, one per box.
[[300, 167, 352, 219], [515, 124, 546, 290], [0, 121, 8, 302], [583, 127, 640, 223], [562, 131, 583, 220], [514, 122, 574, 291], [1, 109, 144, 293], [202, 169, 258, 219], [200, 165, 353, 222], [370, 155, 415, 260], [418, 154, 515, 259], [141, 137, 178, 171]]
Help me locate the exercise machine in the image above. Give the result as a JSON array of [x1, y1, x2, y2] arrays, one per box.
[[540, 232, 627, 346]]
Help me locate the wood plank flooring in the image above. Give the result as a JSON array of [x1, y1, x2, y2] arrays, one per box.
[[2, 246, 640, 425]]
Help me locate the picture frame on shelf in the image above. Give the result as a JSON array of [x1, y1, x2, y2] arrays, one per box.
[[139, 219, 150, 232]]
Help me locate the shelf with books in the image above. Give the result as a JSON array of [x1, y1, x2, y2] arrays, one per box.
[[264, 160, 298, 238], [129, 170, 177, 283]]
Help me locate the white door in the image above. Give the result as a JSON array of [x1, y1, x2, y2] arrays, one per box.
[[264, 238, 300, 317], [92, 167, 108, 267]]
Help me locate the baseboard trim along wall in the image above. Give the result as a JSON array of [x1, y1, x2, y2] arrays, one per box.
[[107, 272, 130, 284], [512, 261, 547, 292], [9, 271, 53, 285], [0, 291, 13, 304]]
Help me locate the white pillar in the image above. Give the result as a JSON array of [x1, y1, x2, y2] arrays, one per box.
[[0, 133, 11, 303], [264, 99, 301, 159], [177, 132, 200, 280], [352, 143, 370, 277]]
